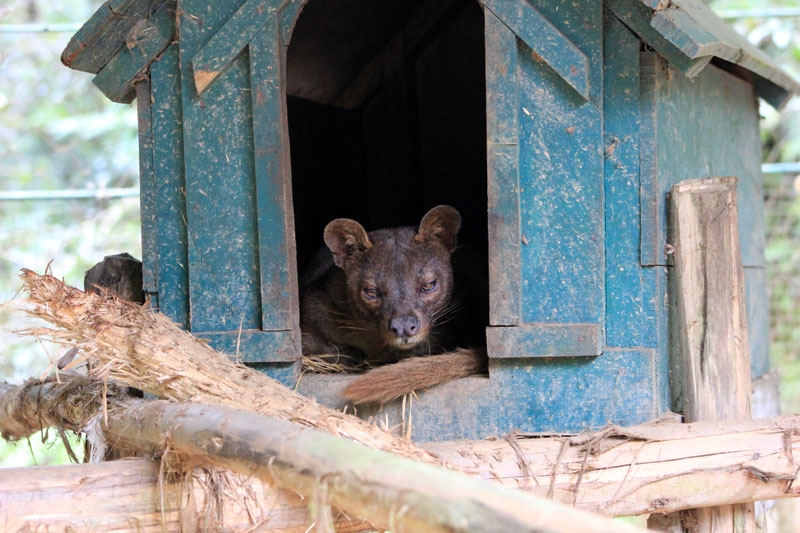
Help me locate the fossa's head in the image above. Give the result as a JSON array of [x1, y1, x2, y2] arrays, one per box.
[[324, 205, 461, 353]]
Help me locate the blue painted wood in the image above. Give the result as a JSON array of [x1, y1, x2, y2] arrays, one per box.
[[525, 0, 604, 108], [745, 267, 770, 378], [639, 53, 770, 381], [150, 44, 190, 327], [179, 0, 263, 335], [606, 0, 710, 77], [641, 56, 765, 269], [190, 0, 285, 95], [487, 324, 601, 358], [249, 20, 301, 340], [92, 2, 175, 103], [199, 330, 297, 363], [603, 9, 653, 349], [279, 0, 305, 46], [482, 0, 589, 102], [649, 0, 799, 109], [296, 348, 662, 440], [609, 0, 799, 109], [638, 52, 661, 268], [135, 80, 157, 301], [61, 0, 161, 74], [516, 40, 604, 328], [484, 10, 521, 327]]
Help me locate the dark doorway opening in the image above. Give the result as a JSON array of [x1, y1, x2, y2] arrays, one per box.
[[286, 0, 488, 273]]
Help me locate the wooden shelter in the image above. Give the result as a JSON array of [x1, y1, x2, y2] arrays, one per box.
[[62, 0, 799, 441]]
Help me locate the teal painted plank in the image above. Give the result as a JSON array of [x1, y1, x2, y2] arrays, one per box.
[[638, 52, 661, 267], [150, 44, 189, 327], [641, 57, 765, 269], [295, 349, 661, 440], [486, 324, 601, 358], [523, 0, 604, 108], [62, 0, 164, 73], [249, 20, 301, 342], [278, 0, 304, 45], [179, 0, 263, 333], [603, 9, 653, 349], [517, 40, 605, 327], [483, 0, 590, 101], [606, 0, 710, 76], [609, 0, 798, 108], [745, 267, 769, 378], [649, 0, 798, 108], [199, 330, 298, 363], [190, 0, 285, 95], [93, 2, 176, 103], [484, 9, 518, 146], [485, 10, 520, 326], [135, 80, 158, 297]]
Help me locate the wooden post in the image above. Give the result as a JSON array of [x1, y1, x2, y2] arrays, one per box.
[[666, 177, 755, 532]]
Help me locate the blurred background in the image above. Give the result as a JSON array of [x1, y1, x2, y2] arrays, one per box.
[[0, 0, 798, 522]]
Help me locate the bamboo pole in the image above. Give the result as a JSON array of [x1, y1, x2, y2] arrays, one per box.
[[668, 176, 755, 532]]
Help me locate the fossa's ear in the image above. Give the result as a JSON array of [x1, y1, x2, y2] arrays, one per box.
[[416, 205, 461, 251], [324, 218, 373, 268]]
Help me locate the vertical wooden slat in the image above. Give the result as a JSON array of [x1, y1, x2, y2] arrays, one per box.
[[249, 18, 301, 341], [484, 8, 521, 327], [136, 79, 157, 299], [149, 44, 190, 327], [668, 176, 755, 533]]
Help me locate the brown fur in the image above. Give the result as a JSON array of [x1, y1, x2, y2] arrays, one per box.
[[342, 347, 487, 404], [299, 205, 488, 403]]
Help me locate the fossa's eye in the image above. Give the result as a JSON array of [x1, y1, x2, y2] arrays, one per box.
[[421, 279, 437, 293], [362, 286, 381, 300]]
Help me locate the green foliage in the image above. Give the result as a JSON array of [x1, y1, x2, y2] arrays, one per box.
[[712, 0, 800, 415], [0, 1, 140, 467]]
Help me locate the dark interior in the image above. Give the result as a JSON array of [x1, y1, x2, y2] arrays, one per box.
[[286, 0, 488, 272]]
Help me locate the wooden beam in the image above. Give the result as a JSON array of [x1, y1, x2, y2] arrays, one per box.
[[4, 378, 800, 522], [0, 377, 641, 533], [0, 459, 370, 532], [15, 269, 438, 464], [668, 176, 755, 532]]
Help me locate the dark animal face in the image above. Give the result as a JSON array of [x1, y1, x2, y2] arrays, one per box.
[[324, 206, 461, 353]]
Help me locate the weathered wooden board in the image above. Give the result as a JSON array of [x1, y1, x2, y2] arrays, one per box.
[[670, 176, 755, 532], [484, 9, 521, 327], [93, 2, 175, 103], [61, 0, 161, 73], [639, 54, 765, 269], [149, 43, 190, 326], [0, 460, 343, 532], [482, 0, 590, 101], [602, 10, 672, 412], [638, 53, 770, 380], [300, 349, 660, 439], [609, 0, 799, 109]]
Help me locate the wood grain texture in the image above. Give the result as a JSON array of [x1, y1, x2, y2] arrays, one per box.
[[669, 176, 754, 532]]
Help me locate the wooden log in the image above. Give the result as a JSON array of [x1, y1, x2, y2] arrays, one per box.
[[3, 377, 800, 522], [0, 377, 640, 532], [429, 415, 800, 517], [0, 459, 371, 532], [668, 176, 755, 532], [15, 269, 437, 464]]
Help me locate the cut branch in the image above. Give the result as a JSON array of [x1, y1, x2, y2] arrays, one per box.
[[3, 377, 800, 520], [0, 377, 638, 533], [16, 269, 436, 463], [0, 459, 371, 532]]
